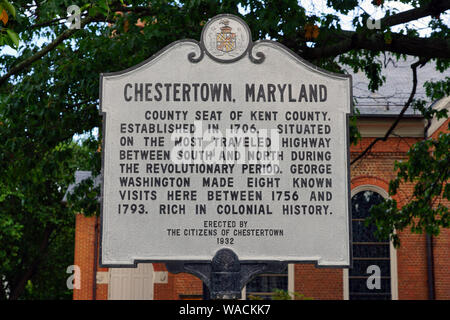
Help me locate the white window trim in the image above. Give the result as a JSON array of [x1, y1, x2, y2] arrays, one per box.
[[343, 185, 398, 300], [288, 264, 294, 299]]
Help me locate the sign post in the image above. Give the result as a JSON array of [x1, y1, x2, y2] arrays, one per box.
[[99, 14, 352, 299]]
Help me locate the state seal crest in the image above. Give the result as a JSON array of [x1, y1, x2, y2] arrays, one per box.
[[216, 19, 236, 53], [200, 14, 251, 63]]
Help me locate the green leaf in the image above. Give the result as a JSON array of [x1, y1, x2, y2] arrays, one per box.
[[6, 28, 19, 48], [2, 0, 15, 18], [98, 0, 109, 12], [88, 7, 100, 17]]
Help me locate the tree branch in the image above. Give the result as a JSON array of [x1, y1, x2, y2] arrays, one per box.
[[302, 31, 450, 60], [350, 58, 429, 165], [0, 16, 95, 86], [0, 2, 161, 86], [29, 17, 67, 29], [289, 0, 450, 60], [381, 0, 450, 28]]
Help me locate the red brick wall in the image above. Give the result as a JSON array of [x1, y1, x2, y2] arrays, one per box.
[[153, 264, 204, 300], [396, 230, 428, 299], [153, 264, 176, 300], [173, 273, 204, 299], [434, 228, 450, 299], [73, 215, 108, 300], [73, 214, 96, 300], [294, 265, 343, 299]]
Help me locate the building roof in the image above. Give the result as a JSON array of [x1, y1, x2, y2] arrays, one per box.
[[348, 54, 448, 116], [62, 170, 101, 203]]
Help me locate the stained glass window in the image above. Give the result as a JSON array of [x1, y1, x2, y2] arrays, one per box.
[[350, 190, 391, 300]]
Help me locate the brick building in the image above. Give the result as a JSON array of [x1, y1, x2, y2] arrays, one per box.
[[69, 57, 449, 300]]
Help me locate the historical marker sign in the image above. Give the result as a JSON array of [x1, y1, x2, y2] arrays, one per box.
[[100, 14, 352, 267]]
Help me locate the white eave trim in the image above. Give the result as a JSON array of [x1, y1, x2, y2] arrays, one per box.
[[427, 96, 450, 138]]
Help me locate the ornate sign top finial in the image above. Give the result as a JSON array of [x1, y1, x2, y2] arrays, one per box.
[[198, 14, 258, 63], [220, 18, 230, 26]]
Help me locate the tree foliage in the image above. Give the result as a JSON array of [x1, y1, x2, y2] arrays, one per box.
[[0, 0, 449, 299], [369, 107, 449, 247]]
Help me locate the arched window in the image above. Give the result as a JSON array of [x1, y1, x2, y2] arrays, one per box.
[[347, 188, 397, 300]]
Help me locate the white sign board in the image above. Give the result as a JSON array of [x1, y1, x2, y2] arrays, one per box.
[[100, 14, 352, 267]]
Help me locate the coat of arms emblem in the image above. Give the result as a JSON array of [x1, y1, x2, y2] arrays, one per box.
[[216, 19, 236, 52]]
